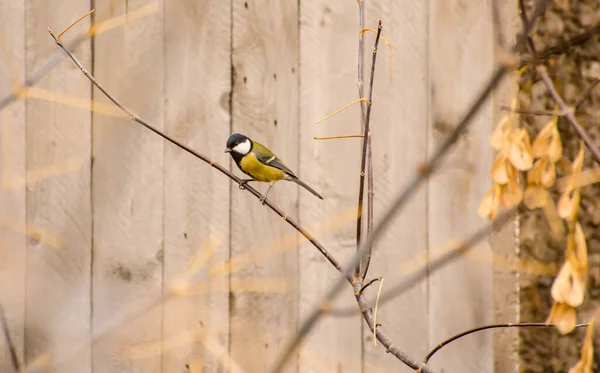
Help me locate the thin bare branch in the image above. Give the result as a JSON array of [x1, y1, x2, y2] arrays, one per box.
[[272, 53, 509, 373], [356, 0, 366, 127], [313, 134, 364, 140], [329, 209, 516, 317], [500, 105, 563, 116], [423, 322, 589, 365], [372, 277, 385, 346], [314, 98, 370, 124], [355, 277, 381, 296], [521, 21, 600, 66], [355, 291, 433, 372], [357, 21, 382, 280], [0, 305, 20, 372], [56, 9, 95, 41], [48, 29, 347, 279], [537, 66, 600, 165], [0, 2, 157, 113], [354, 0, 366, 279], [491, 0, 505, 47], [574, 76, 600, 110]]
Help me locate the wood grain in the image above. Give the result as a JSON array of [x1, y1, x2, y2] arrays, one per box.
[[299, 1, 362, 372], [25, 1, 92, 371], [162, 1, 231, 372], [362, 2, 430, 372], [0, 0, 25, 370], [92, 1, 164, 372], [230, 1, 300, 372], [427, 1, 494, 371]]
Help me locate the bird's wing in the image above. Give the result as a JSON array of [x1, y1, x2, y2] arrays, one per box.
[[252, 141, 296, 177]]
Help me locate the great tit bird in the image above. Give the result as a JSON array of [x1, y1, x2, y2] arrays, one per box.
[[225, 133, 323, 204]]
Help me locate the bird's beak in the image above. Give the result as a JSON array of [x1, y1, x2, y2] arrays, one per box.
[[224, 148, 231, 153]]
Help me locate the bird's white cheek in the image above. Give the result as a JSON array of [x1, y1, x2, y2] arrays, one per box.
[[233, 139, 251, 154]]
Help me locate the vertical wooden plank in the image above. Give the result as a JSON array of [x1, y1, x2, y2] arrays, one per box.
[[230, 1, 299, 372], [92, 1, 164, 372], [428, 1, 494, 372], [299, 1, 363, 372], [24, 1, 92, 371], [362, 2, 429, 372], [162, 0, 231, 372], [491, 2, 521, 372], [0, 0, 25, 370]]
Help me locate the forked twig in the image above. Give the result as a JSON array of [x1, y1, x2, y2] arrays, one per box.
[[536, 66, 600, 165], [275, 0, 550, 349], [47, 27, 346, 279], [355, 277, 381, 295], [329, 209, 515, 317]]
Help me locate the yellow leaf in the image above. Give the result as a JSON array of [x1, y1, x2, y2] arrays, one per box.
[[551, 260, 585, 307], [540, 157, 556, 188], [491, 115, 512, 151], [558, 188, 581, 221], [509, 129, 534, 170], [546, 302, 577, 334], [573, 142, 585, 174], [501, 178, 523, 208], [527, 158, 543, 185], [524, 184, 548, 209], [573, 222, 588, 275], [532, 118, 556, 158], [478, 184, 501, 221], [543, 198, 565, 240], [548, 124, 563, 163], [491, 153, 510, 184], [568, 318, 595, 373], [556, 167, 600, 192]]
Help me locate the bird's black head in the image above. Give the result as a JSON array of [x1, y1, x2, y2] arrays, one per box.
[[225, 133, 252, 155]]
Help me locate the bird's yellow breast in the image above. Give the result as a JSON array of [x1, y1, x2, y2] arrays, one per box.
[[239, 152, 286, 182]]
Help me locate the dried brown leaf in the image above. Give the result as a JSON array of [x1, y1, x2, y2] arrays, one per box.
[[540, 158, 557, 188], [528, 158, 543, 185], [478, 184, 501, 221], [491, 115, 512, 151], [532, 119, 555, 158], [509, 129, 534, 171], [551, 260, 585, 307], [558, 188, 581, 220], [501, 178, 523, 208], [573, 143, 585, 174], [546, 302, 577, 334], [524, 184, 549, 209], [548, 124, 563, 163], [543, 198, 565, 240], [573, 222, 588, 275], [491, 153, 510, 184]]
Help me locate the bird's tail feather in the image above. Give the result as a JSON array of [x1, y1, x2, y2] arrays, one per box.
[[288, 176, 323, 200]]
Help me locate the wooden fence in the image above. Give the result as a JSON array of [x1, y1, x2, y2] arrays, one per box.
[[0, 0, 520, 372]]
